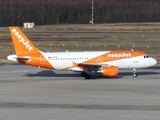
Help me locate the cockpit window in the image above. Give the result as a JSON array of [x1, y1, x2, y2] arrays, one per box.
[[144, 55, 150, 58]]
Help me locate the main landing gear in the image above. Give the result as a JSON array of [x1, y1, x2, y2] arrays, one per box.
[[81, 69, 138, 79], [81, 71, 91, 79], [133, 68, 137, 77]]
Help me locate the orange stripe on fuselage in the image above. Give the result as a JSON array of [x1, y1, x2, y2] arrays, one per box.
[[82, 50, 147, 64]]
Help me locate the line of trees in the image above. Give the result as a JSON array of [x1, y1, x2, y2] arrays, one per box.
[[0, 0, 160, 26]]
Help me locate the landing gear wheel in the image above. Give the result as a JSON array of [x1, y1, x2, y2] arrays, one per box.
[[85, 74, 91, 79], [133, 68, 137, 77], [81, 71, 86, 77], [133, 73, 137, 77]]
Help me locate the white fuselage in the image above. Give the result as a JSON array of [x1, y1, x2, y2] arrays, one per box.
[[40, 51, 157, 71]]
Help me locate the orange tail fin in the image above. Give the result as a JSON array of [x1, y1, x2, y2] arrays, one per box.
[[9, 26, 39, 55]]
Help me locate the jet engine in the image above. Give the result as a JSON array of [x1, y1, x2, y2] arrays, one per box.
[[97, 66, 118, 77]]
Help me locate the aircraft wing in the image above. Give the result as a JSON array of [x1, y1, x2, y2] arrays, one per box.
[[78, 63, 116, 67], [77, 63, 118, 72]]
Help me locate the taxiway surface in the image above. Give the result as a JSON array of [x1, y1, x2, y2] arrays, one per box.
[[0, 65, 160, 120]]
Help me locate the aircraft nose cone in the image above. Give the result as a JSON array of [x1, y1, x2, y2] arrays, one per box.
[[152, 58, 157, 66]]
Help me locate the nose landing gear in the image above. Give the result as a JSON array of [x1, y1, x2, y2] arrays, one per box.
[[133, 68, 137, 77]]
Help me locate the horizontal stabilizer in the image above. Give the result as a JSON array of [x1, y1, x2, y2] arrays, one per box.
[[7, 54, 30, 62]]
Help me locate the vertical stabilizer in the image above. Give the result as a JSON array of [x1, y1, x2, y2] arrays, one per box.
[[9, 26, 39, 55]]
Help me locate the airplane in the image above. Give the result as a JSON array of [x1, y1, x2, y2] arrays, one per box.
[[7, 26, 157, 79]]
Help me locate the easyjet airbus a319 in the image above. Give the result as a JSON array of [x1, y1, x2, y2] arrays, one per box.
[[7, 26, 157, 79]]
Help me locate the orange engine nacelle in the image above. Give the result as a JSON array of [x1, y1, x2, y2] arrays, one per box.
[[101, 66, 118, 77]]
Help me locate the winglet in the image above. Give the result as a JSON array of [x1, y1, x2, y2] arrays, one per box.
[[9, 26, 39, 55]]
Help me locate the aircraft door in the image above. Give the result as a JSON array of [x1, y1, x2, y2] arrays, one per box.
[[133, 53, 139, 63], [95, 56, 103, 63], [40, 55, 45, 65]]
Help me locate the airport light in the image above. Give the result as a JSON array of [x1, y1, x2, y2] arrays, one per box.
[[92, 0, 94, 24]]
